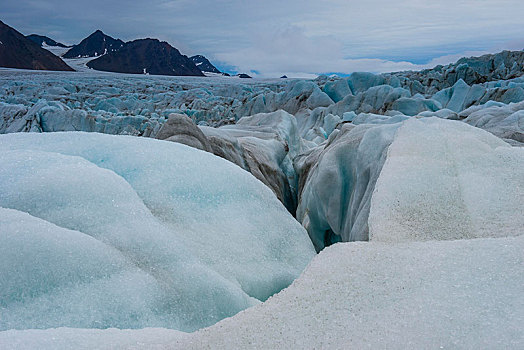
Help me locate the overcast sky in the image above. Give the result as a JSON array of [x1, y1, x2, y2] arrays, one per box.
[[3, 0, 524, 77]]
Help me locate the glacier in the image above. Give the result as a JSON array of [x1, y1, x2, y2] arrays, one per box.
[[168, 235, 524, 349], [1, 49, 524, 348], [2, 231, 522, 349], [0, 132, 315, 331], [369, 117, 524, 242], [297, 117, 523, 250]]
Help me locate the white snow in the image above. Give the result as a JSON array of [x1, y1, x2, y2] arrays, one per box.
[[41, 42, 71, 57], [297, 117, 523, 249], [0, 328, 186, 350]]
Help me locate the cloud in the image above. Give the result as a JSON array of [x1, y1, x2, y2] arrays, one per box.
[[213, 25, 423, 77], [3, 0, 524, 76]]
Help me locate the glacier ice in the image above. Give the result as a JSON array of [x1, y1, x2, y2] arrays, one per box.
[[155, 112, 213, 151], [169, 235, 524, 349], [296, 117, 523, 248], [296, 123, 400, 250], [1, 67, 523, 250], [168, 109, 305, 214], [0, 207, 239, 331], [6, 234, 522, 349], [460, 100, 524, 144], [0, 132, 315, 331], [1, 49, 524, 348], [2, 66, 524, 146], [369, 117, 524, 242], [322, 78, 351, 103]]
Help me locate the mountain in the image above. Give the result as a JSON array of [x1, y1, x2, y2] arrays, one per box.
[[26, 34, 69, 48], [0, 20, 73, 71], [190, 55, 221, 73], [86, 38, 204, 76], [63, 30, 124, 58]]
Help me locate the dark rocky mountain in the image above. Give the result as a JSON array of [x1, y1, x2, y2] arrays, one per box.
[[0, 20, 73, 71], [26, 34, 69, 48], [87, 38, 204, 76], [63, 30, 124, 58], [190, 55, 221, 73], [237, 73, 252, 79]]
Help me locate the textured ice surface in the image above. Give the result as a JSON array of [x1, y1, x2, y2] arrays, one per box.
[[2, 68, 524, 144], [172, 236, 524, 349], [163, 109, 304, 213], [297, 117, 523, 249], [4, 235, 522, 349], [369, 117, 524, 242], [296, 123, 400, 250], [460, 100, 524, 145], [1, 52, 524, 347], [0, 207, 228, 331], [0, 132, 315, 331], [0, 328, 186, 350]]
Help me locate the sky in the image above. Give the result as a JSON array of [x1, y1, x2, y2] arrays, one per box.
[[3, 0, 524, 77]]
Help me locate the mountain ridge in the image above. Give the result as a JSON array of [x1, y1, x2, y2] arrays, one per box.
[[0, 20, 73, 71], [63, 30, 124, 58], [26, 34, 70, 48], [86, 38, 204, 76]]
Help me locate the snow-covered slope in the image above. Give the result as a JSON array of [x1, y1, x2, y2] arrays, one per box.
[[190, 55, 221, 74], [62, 30, 124, 59]]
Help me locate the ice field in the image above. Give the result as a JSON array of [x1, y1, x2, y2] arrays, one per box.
[[1, 55, 523, 348]]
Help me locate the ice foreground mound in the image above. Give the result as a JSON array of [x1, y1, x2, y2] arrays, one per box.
[[0, 132, 315, 331], [4, 235, 522, 349], [369, 118, 524, 242], [297, 117, 524, 248], [172, 236, 524, 349]]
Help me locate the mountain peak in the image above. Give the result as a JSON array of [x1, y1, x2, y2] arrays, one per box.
[[63, 30, 124, 58], [190, 55, 221, 74]]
